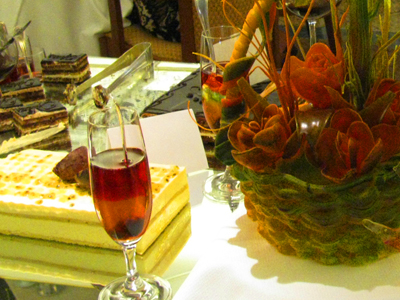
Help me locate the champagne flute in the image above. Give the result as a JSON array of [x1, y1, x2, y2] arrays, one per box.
[[88, 105, 172, 300], [200, 25, 244, 211], [285, 0, 341, 46]]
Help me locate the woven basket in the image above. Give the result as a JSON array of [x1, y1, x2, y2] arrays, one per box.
[[235, 163, 400, 265]]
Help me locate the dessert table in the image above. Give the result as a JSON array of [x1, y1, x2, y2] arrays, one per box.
[[4, 182, 400, 300], [0, 58, 400, 300]]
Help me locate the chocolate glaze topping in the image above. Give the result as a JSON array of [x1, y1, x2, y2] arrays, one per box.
[[13, 106, 36, 118], [13, 100, 66, 117], [0, 77, 42, 93], [0, 97, 23, 109], [37, 100, 66, 112], [42, 54, 86, 64]]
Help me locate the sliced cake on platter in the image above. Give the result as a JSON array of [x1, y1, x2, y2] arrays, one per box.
[[0, 149, 190, 255]]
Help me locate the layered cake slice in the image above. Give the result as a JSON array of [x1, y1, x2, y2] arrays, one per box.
[[0, 77, 45, 103], [12, 100, 69, 135], [0, 149, 190, 254], [41, 54, 91, 84], [0, 97, 23, 132], [0, 204, 191, 286]]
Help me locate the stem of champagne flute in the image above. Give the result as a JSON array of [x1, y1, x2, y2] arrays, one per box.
[[308, 19, 317, 46], [122, 243, 145, 293]]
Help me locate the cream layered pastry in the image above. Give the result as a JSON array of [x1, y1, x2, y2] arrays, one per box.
[[12, 100, 69, 136], [0, 77, 45, 103], [0, 204, 191, 286], [0, 97, 23, 132], [0, 149, 190, 255], [41, 54, 91, 84]]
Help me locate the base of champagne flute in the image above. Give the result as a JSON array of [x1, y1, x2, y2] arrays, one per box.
[[98, 274, 172, 300], [203, 166, 244, 211]]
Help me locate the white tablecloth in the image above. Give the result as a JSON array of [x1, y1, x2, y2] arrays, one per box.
[[0, 0, 133, 56], [172, 203, 400, 300]]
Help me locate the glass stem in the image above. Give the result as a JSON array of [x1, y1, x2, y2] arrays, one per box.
[[122, 243, 145, 293], [308, 19, 317, 47], [221, 165, 233, 183]]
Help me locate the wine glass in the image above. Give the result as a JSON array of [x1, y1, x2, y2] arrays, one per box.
[[88, 105, 172, 300], [0, 37, 18, 82], [200, 25, 244, 211], [285, 0, 341, 46]]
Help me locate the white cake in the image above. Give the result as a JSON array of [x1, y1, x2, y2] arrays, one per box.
[[0, 204, 191, 286], [0, 149, 190, 254]]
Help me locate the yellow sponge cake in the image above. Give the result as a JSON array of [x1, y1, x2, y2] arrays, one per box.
[[0, 149, 190, 254]]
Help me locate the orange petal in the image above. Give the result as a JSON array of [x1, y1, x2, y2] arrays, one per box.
[[262, 104, 281, 119], [377, 79, 400, 97], [366, 78, 400, 106], [290, 68, 334, 108], [360, 90, 396, 127], [306, 43, 339, 66], [321, 168, 356, 184], [264, 113, 291, 138], [336, 130, 350, 168], [358, 139, 383, 175], [315, 128, 349, 180], [228, 121, 255, 152], [264, 114, 284, 128], [347, 121, 376, 171], [330, 108, 362, 133], [382, 108, 397, 125], [305, 43, 343, 88], [371, 124, 400, 161], [254, 122, 287, 154], [281, 55, 305, 84], [325, 86, 354, 110], [232, 148, 277, 172], [282, 131, 304, 160]]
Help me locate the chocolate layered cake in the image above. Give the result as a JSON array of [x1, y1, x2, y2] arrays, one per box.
[[41, 54, 91, 84], [0, 77, 45, 103], [12, 100, 69, 135], [25, 129, 72, 152], [0, 97, 23, 132]]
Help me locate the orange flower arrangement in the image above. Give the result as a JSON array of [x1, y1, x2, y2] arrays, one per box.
[[211, 0, 400, 265], [216, 0, 400, 184]]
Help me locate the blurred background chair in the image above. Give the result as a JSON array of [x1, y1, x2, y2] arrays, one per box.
[[98, 0, 254, 62], [99, 0, 197, 62], [98, 0, 336, 63]]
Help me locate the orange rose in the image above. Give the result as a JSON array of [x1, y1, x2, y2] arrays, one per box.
[[314, 121, 384, 182], [286, 43, 344, 109], [228, 104, 291, 172], [329, 108, 400, 166], [366, 78, 400, 124]]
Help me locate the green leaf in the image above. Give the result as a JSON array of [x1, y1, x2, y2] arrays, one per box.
[[215, 101, 246, 165], [223, 56, 255, 82], [237, 78, 269, 122], [215, 129, 236, 165], [348, 0, 371, 107]]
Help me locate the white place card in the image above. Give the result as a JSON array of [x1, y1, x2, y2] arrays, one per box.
[[140, 109, 209, 173]]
